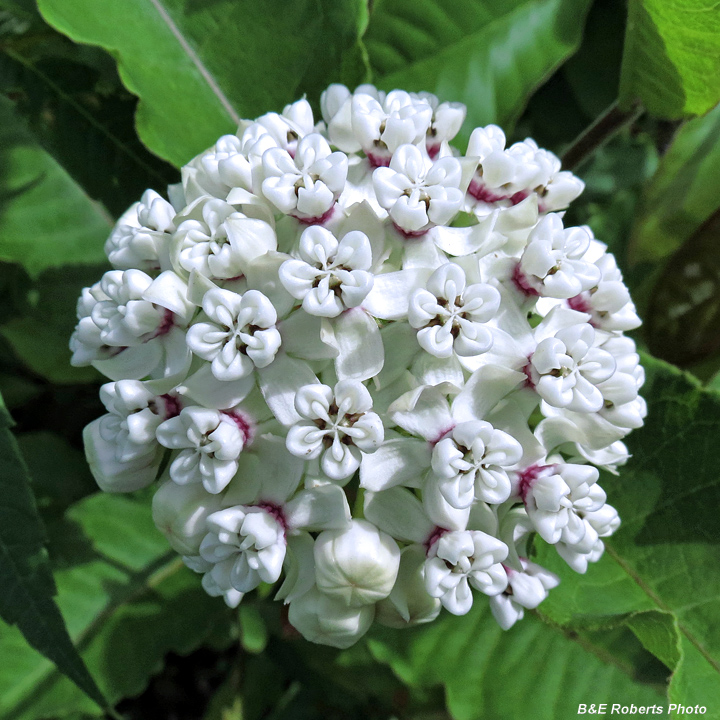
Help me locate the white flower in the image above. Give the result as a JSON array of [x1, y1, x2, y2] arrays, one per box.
[[432, 420, 522, 508], [200, 505, 287, 592], [517, 214, 601, 298], [528, 321, 616, 413], [408, 263, 500, 360], [156, 406, 251, 493], [314, 519, 400, 606], [286, 380, 383, 481], [105, 190, 176, 272], [414, 93, 466, 157], [260, 133, 348, 221], [173, 198, 276, 279], [489, 559, 560, 630], [568, 252, 641, 332], [186, 288, 281, 380], [519, 462, 605, 546], [373, 144, 464, 233], [279, 225, 373, 317], [424, 530, 508, 615], [347, 90, 433, 165], [83, 379, 173, 492], [86, 270, 165, 348]]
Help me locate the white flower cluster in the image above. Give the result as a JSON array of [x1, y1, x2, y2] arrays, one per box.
[[72, 84, 643, 649]]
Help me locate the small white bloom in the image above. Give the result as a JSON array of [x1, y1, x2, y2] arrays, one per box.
[[413, 93, 466, 157], [432, 420, 522, 507], [517, 214, 601, 298], [424, 530, 508, 615], [186, 288, 281, 380], [156, 406, 251, 493], [528, 322, 616, 413], [200, 505, 287, 593], [519, 462, 605, 546], [349, 90, 433, 165], [286, 380, 384, 481], [373, 144, 464, 233], [105, 190, 176, 272], [279, 225, 374, 317], [173, 198, 276, 279], [408, 263, 500, 359], [70, 269, 167, 365], [489, 558, 559, 630], [261, 133, 348, 221]]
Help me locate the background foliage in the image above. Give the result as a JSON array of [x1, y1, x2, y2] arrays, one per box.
[[1, 0, 720, 717]]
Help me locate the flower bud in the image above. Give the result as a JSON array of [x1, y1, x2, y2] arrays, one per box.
[[314, 519, 400, 606], [152, 479, 222, 555], [288, 586, 375, 649]]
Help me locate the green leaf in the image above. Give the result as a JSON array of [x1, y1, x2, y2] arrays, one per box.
[[535, 353, 720, 712], [619, 0, 720, 119], [1, 264, 107, 384], [366, 602, 664, 720], [0, 491, 234, 719], [0, 394, 108, 715], [0, 95, 112, 277], [629, 103, 720, 266], [364, 0, 593, 144], [238, 605, 268, 655], [37, 0, 367, 168]]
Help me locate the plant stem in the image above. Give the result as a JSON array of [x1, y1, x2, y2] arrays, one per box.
[[561, 100, 644, 171]]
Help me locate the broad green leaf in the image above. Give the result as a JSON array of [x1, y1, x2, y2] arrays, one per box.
[[364, 0, 593, 144], [37, 0, 367, 168], [366, 602, 664, 720], [619, 0, 720, 119], [0, 44, 176, 218], [0, 394, 107, 715], [629, 104, 720, 265], [1, 264, 107, 384], [536, 354, 720, 712], [0, 492, 234, 719], [0, 95, 111, 277]]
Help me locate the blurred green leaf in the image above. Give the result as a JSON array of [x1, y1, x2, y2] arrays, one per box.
[[1, 264, 107, 384], [535, 353, 720, 711], [17, 431, 97, 517], [365, 0, 593, 145], [629, 104, 720, 266], [643, 210, 720, 368], [619, 0, 720, 119], [0, 95, 111, 277], [0, 393, 107, 716], [36, 0, 367, 168], [366, 602, 664, 720], [0, 492, 234, 719]]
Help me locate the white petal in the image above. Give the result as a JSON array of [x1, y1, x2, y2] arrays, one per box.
[[323, 309, 384, 382], [360, 437, 431, 491], [285, 485, 352, 532], [258, 353, 319, 426], [364, 487, 434, 544]]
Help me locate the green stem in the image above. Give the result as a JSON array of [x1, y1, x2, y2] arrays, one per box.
[[561, 100, 643, 171]]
